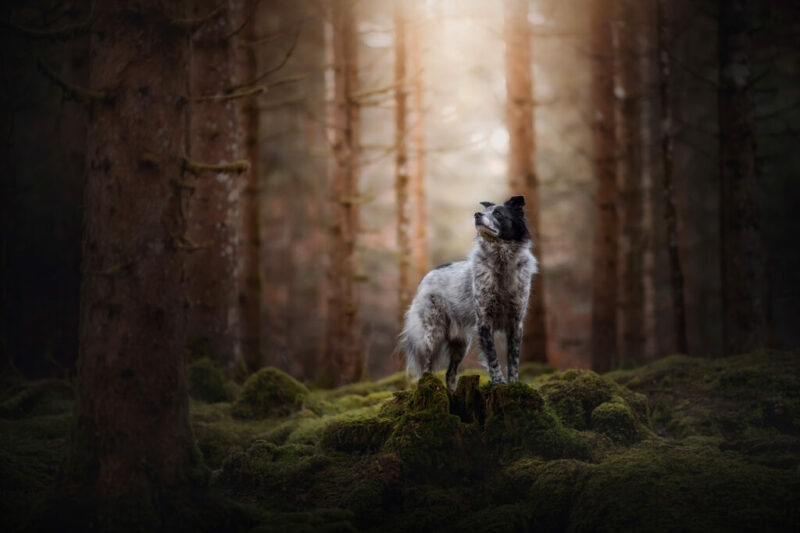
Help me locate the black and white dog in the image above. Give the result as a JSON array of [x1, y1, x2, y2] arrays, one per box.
[[400, 195, 538, 390]]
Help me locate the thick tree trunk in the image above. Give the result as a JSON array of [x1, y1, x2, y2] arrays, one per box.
[[68, 0, 202, 506], [409, 2, 430, 285], [185, 0, 243, 372], [238, 0, 263, 372], [718, 0, 768, 354], [504, 0, 548, 363], [590, 0, 618, 373], [394, 0, 412, 329], [656, 0, 689, 355], [324, 0, 363, 385], [616, 0, 646, 365]]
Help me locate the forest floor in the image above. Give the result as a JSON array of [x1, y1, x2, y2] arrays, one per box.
[[2, 350, 800, 532]]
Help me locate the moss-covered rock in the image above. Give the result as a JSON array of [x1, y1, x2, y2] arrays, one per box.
[[384, 411, 463, 479], [321, 417, 395, 453], [187, 358, 231, 403], [591, 400, 639, 445], [484, 381, 591, 461], [377, 390, 411, 419], [232, 367, 309, 419], [409, 372, 449, 413], [569, 438, 800, 532], [0, 379, 73, 419]]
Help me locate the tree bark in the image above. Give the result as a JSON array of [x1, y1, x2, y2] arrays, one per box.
[[504, 0, 548, 363], [718, 0, 768, 354], [409, 2, 430, 285], [590, 0, 618, 373], [324, 0, 363, 385], [185, 0, 243, 372], [68, 0, 202, 505], [394, 0, 412, 329], [656, 0, 689, 354], [237, 0, 263, 372], [616, 0, 646, 365]]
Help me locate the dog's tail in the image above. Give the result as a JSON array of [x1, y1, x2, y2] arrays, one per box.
[[397, 306, 424, 378]]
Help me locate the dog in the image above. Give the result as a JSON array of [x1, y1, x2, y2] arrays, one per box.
[[400, 195, 538, 391]]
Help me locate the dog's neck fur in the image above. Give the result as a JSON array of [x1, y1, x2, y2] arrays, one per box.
[[473, 235, 531, 269]]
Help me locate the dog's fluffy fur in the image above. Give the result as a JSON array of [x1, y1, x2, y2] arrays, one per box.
[[400, 195, 538, 390]]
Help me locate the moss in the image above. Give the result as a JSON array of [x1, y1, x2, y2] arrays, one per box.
[[408, 372, 450, 413], [540, 369, 647, 432], [340, 453, 403, 524], [0, 379, 73, 419], [591, 400, 639, 445], [320, 417, 394, 453], [384, 411, 463, 479], [569, 438, 800, 532], [518, 361, 556, 380], [609, 350, 800, 441], [187, 358, 231, 403], [377, 390, 411, 419], [484, 382, 591, 461], [232, 367, 309, 419]]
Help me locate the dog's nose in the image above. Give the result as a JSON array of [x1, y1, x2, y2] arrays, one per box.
[[474, 212, 482, 220]]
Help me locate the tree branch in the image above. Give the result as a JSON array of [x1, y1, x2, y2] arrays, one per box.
[[182, 156, 250, 174], [37, 58, 107, 105], [228, 28, 300, 91], [194, 74, 307, 102], [170, 4, 226, 32]]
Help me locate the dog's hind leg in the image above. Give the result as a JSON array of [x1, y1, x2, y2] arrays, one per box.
[[445, 338, 467, 392]]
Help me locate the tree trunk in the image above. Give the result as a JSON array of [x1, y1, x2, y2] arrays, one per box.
[[616, 0, 646, 365], [656, 0, 689, 354], [324, 0, 363, 385], [238, 0, 263, 372], [590, 0, 619, 373], [504, 0, 548, 363], [409, 2, 430, 285], [718, 0, 768, 354], [68, 0, 202, 507], [185, 0, 243, 373], [394, 0, 412, 329]]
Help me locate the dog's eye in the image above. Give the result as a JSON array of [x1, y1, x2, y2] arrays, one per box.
[[494, 211, 504, 219]]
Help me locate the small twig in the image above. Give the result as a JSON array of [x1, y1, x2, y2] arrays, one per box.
[[37, 58, 107, 105], [196, 74, 308, 102], [5, 1, 95, 37], [182, 156, 250, 174], [228, 28, 300, 91], [220, 0, 262, 41]]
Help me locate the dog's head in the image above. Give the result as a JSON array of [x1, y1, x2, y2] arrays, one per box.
[[474, 195, 530, 242]]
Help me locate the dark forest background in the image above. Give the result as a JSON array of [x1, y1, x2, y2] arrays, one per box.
[[1, 0, 800, 530]]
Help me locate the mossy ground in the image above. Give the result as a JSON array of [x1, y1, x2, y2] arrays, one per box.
[[2, 354, 800, 532]]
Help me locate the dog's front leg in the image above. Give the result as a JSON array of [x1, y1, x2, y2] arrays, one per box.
[[478, 321, 506, 385], [506, 321, 523, 382]]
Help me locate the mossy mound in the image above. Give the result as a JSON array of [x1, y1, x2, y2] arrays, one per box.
[[590, 400, 639, 444], [540, 369, 647, 434], [232, 367, 309, 419], [0, 379, 73, 419], [484, 382, 591, 460], [320, 417, 395, 453], [187, 358, 231, 404], [408, 372, 449, 413], [610, 350, 800, 442]]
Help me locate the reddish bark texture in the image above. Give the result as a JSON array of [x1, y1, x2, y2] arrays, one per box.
[[185, 0, 243, 372], [71, 0, 200, 498], [325, 0, 363, 384], [590, 0, 618, 373], [504, 0, 548, 363], [395, 0, 412, 329]]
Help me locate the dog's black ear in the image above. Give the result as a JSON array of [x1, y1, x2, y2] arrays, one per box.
[[505, 195, 525, 209], [480, 201, 495, 208]]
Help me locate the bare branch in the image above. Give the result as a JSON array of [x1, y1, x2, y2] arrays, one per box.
[[228, 28, 301, 91], [183, 156, 250, 174], [195, 74, 307, 102], [37, 58, 107, 105]]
